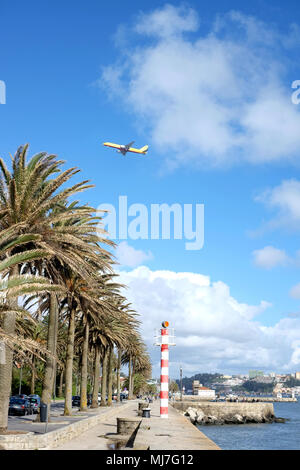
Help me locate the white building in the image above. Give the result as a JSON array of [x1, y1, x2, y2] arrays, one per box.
[[196, 386, 216, 400], [223, 378, 244, 387]]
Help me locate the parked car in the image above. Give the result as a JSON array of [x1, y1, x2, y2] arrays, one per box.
[[87, 394, 101, 405], [28, 397, 40, 414], [13, 394, 28, 400], [72, 396, 81, 407], [28, 394, 40, 404], [28, 394, 40, 401], [9, 397, 32, 416]]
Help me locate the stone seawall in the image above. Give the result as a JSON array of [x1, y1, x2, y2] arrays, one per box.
[[229, 397, 296, 403], [0, 403, 133, 450], [172, 401, 276, 425], [176, 395, 296, 403]]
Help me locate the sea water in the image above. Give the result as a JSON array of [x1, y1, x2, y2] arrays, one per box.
[[196, 400, 300, 450]]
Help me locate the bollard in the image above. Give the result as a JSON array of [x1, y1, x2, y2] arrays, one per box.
[[138, 402, 150, 416], [138, 402, 149, 410], [142, 408, 151, 418], [117, 417, 141, 435]]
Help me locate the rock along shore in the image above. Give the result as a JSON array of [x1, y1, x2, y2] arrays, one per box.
[[173, 401, 282, 425]]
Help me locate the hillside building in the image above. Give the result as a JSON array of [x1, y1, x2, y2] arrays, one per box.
[[192, 380, 216, 399]]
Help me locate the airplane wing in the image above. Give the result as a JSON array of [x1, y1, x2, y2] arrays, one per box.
[[103, 142, 122, 149], [125, 141, 135, 150]]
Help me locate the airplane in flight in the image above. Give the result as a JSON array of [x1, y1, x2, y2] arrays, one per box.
[[103, 141, 149, 156]]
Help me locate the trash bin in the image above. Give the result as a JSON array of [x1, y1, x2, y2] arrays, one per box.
[[142, 408, 151, 418], [40, 402, 48, 422]]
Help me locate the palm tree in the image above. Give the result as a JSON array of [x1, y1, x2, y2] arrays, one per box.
[[113, 300, 138, 401], [79, 310, 90, 411], [66, 273, 125, 410], [90, 337, 101, 408], [116, 347, 122, 402], [90, 317, 125, 407], [17, 321, 46, 395], [0, 144, 151, 431], [98, 302, 140, 405], [106, 345, 115, 406], [100, 344, 109, 407], [59, 269, 118, 415], [0, 144, 113, 428], [122, 334, 151, 399], [0, 231, 62, 432]]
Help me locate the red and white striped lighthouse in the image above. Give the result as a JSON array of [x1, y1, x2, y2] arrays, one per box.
[[155, 321, 175, 419], [160, 323, 169, 418]]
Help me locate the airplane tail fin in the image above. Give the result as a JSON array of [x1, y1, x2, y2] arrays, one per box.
[[139, 145, 149, 153]]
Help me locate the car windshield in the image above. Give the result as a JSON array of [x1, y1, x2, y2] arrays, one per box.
[[29, 398, 38, 403]]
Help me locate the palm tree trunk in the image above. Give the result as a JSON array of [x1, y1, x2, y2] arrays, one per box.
[[129, 358, 136, 398], [91, 345, 100, 408], [58, 367, 64, 398], [41, 293, 58, 411], [53, 362, 57, 399], [0, 265, 19, 433], [64, 304, 76, 416], [107, 346, 113, 406], [100, 347, 108, 406], [0, 312, 16, 432], [80, 317, 89, 411], [116, 348, 121, 402], [89, 371, 93, 395], [128, 355, 133, 400], [30, 355, 35, 395]]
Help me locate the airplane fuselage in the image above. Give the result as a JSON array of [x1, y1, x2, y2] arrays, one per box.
[[118, 146, 127, 155], [103, 141, 149, 156]]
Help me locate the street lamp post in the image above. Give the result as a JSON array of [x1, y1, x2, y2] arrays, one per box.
[[180, 366, 183, 401]]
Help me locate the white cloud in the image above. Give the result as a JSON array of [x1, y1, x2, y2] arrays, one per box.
[[252, 246, 290, 269], [135, 4, 199, 38], [255, 179, 300, 232], [118, 266, 300, 376], [115, 241, 152, 268], [100, 6, 300, 169], [289, 282, 300, 299]]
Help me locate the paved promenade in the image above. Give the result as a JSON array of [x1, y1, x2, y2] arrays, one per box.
[[54, 399, 220, 450]]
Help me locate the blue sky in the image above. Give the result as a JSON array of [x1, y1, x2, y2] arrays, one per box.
[[2, 1, 300, 377]]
